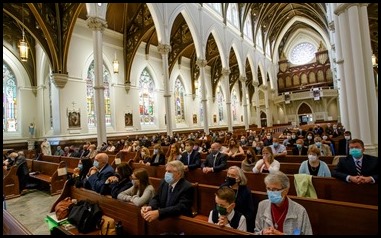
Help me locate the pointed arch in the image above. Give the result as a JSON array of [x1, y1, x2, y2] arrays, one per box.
[[174, 76, 186, 124], [138, 67, 155, 125]]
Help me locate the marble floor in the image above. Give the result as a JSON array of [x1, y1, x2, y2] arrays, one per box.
[[4, 188, 60, 235]]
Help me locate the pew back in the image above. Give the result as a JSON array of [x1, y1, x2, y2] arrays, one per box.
[[50, 181, 145, 235]]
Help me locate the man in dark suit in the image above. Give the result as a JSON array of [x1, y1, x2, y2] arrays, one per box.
[[332, 139, 378, 184], [140, 160, 194, 222], [179, 140, 201, 171], [201, 141, 228, 173], [292, 139, 308, 155], [83, 153, 115, 193], [337, 131, 352, 155]]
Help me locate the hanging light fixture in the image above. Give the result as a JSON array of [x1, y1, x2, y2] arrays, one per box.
[[372, 54, 377, 67], [19, 4, 29, 62], [113, 52, 119, 73]]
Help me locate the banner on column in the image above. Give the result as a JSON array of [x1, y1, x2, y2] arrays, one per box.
[[313, 88, 320, 101], [284, 92, 291, 104]]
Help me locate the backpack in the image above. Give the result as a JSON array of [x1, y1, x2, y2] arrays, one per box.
[[68, 200, 103, 233]]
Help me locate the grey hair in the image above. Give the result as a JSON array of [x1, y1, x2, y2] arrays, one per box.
[[264, 171, 290, 189], [228, 166, 247, 185], [166, 160, 185, 178]]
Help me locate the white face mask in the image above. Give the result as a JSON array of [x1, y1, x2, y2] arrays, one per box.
[[308, 154, 318, 162], [345, 136, 351, 140], [322, 136, 328, 140]]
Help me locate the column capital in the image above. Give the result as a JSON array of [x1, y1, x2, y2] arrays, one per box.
[[328, 21, 335, 32], [196, 58, 208, 67], [253, 81, 259, 87], [261, 85, 268, 90], [221, 68, 231, 76], [334, 3, 368, 16], [86, 16, 108, 31], [51, 73, 68, 88], [157, 44, 171, 54]]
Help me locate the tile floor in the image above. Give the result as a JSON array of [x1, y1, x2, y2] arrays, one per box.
[[4, 189, 60, 235]]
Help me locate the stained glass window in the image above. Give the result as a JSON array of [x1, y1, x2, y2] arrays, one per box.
[[243, 11, 253, 41], [3, 63, 17, 132], [174, 77, 185, 123], [227, 3, 239, 29], [289, 42, 316, 65], [217, 86, 224, 122], [232, 89, 238, 121], [86, 60, 111, 127], [139, 68, 155, 125]]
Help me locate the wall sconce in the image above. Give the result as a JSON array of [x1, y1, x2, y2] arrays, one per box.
[[372, 54, 377, 67], [113, 52, 119, 74]]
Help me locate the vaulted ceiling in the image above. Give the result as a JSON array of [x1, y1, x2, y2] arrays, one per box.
[[3, 3, 378, 97]]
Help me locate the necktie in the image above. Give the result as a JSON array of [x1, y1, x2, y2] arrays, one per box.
[[213, 154, 217, 167], [187, 153, 191, 165], [346, 142, 349, 155], [166, 186, 173, 206], [356, 160, 362, 175]]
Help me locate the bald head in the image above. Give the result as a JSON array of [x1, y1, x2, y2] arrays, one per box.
[[94, 153, 109, 168]]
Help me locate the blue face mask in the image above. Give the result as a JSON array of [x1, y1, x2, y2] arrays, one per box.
[[296, 144, 302, 149], [78, 164, 83, 170], [349, 148, 363, 158], [267, 190, 284, 204], [164, 172, 174, 184], [315, 142, 322, 147], [273, 142, 279, 147], [93, 161, 99, 169]]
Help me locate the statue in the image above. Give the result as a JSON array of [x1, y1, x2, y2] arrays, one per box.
[[28, 123, 35, 138]]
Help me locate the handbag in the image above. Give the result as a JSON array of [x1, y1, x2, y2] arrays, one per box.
[[68, 200, 103, 233], [98, 215, 117, 235], [54, 197, 74, 220]]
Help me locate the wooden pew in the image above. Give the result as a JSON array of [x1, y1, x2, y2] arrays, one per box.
[[3, 209, 33, 235], [147, 177, 251, 235], [145, 215, 252, 235], [3, 165, 20, 199], [50, 180, 145, 235], [28, 160, 67, 195], [131, 163, 157, 177], [177, 168, 378, 206], [196, 183, 378, 235], [39, 155, 61, 164], [59, 156, 80, 174], [244, 172, 378, 206]]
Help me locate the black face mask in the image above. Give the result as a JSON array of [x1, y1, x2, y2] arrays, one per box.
[[225, 177, 236, 186]]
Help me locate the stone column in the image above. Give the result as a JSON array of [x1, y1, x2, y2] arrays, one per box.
[[222, 68, 233, 132], [196, 59, 209, 135], [334, 3, 378, 154], [51, 73, 68, 135], [87, 16, 108, 146], [158, 43, 173, 136], [240, 76, 249, 130], [253, 82, 261, 127], [262, 85, 271, 127]]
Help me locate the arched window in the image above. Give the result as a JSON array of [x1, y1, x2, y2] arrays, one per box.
[[217, 86, 224, 122], [139, 68, 155, 125], [243, 11, 253, 41], [174, 77, 185, 123], [256, 29, 263, 50], [207, 3, 222, 15], [86, 60, 112, 127], [289, 42, 316, 65], [227, 3, 239, 29], [232, 89, 238, 122], [3, 63, 17, 132]]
